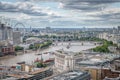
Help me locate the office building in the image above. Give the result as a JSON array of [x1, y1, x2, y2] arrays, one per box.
[[6, 67, 53, 80], [0, 24, 6, 40], [0, 24, 2, 40], [118, 26, 120, 31], [7, 26, 13, 40], [0, 23, 13, 41], [13, 31, 21, 45], [54, 50, 83, 72], [1, 46, 15, 55]]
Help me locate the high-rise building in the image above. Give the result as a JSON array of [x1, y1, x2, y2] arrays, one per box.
[[0, 46, 2, 56], [13, 31, 21, 45], [7, 26, 13, 40], [0, 23, 7, 40], [0, 23, 2, 40], [118, 26, 120, 34], [0, 23, 13, 41], [46, 27, 51, 33], [118, 26, 120, 30]]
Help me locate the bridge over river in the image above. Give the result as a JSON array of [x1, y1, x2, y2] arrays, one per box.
[[0, 41, 99, 66]]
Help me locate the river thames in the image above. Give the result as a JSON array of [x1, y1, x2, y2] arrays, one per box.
[[0, 41, 98, 66]]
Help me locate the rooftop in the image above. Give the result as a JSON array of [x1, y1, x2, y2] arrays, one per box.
[[2, 77, 18, 80], [56, 50, 78, 56], [76, 53, 120, 66], [49, 70, 88, 80], [77, 59, 105, 66], [0, 65, 52, 79], [103, 77, 120, 80], [29, 67, 51, 75]]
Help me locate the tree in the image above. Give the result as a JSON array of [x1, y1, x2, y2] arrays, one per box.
[[15, 46, 24, 51], [29, 44, 35, 49], [36, 62, 46, 68]]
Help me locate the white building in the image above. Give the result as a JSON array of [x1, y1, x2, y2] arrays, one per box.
[[98, 32, 120, 45], [0, 23, 13, 41], [54, 50, 82, 72], [26, 37, 42, 44], [98, 32, 109, 40], [108, 46, 117, 53]]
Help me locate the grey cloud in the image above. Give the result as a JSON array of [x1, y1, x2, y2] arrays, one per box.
[[61, 3, 104, 11], [49, 14, 62, 18], [20, 0, 120, 2], [60, 0, 120, 11], [90, 11, 120, 21], [31, 19, 82, 26], [83, 12, 120, 26], [0, 1, 49, 16], [83, 19, 120, 27], [21, 0, 120, 11], [49, 20, 82, 26], [1, 0, 120, 27]]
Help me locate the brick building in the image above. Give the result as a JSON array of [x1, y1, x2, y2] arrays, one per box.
[[1, 46, 15, 55], [101, 69, 120, 79]]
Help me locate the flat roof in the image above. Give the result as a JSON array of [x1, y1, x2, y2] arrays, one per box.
[[77, 58, 107, 66], [8, 74, 33, 79], [2, 77, 18, 80], [49, 70, 87, 80], [56, 50, 77, 56], [29, 67, 50, 75], [104, 77, 120, 80]]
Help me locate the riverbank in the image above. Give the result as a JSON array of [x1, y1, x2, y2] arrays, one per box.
[[0, 41, 98, 65], [0, 46, 52, 62], [92, 40, 117, 53], [0, 43, 52, 58], [0, 50, 34, 60]]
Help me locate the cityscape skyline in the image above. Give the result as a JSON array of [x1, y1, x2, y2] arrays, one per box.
[[0, 0, 120, 28], [0, 1, 120, 80], [0, 4, 120, 79]]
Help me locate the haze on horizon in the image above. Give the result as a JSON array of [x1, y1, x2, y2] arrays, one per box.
[[0, 0, 120, 28]]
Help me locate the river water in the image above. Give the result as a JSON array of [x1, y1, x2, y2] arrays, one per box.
[[0, 41, 98, 66]]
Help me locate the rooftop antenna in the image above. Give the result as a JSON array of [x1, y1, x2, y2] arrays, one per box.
[[40, 53, 43, 62]]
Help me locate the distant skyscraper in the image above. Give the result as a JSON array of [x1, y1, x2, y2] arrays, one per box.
[[7, 26, 13, 40], [0, 23, 7, 40], [112, 27, 117, 34], [118, 26, 120, 30], [13, 31, 21, 45], [46, 27, 51, 32], [0, 23, 13, 41], [46, 27, 51, 30], [0, 23, 2, 40], [30, 26, 32, 32]]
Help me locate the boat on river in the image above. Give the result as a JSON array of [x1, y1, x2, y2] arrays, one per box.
[[35, 53, 42, 55]]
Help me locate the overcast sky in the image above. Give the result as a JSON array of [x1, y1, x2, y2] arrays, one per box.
[[0, 0, 120, 28]]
